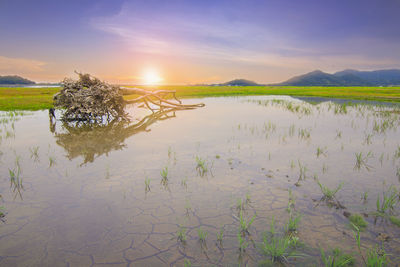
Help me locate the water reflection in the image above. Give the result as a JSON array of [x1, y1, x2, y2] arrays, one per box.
[[50, 108, 179, 164]]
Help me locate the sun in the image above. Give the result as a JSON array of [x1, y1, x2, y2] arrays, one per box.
[[142, 69, 163, 85]]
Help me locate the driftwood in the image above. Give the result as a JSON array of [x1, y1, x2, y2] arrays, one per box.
[[122, 87, 204, 111], [53, 73, 204, 122]]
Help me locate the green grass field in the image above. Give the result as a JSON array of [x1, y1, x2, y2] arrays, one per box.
[[1, 85, 400, 110]]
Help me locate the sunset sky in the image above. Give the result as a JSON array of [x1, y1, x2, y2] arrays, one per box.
[[1, 0, 399, 84]]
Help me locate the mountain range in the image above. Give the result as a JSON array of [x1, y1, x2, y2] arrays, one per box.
[[276, 69, 400, 86], [0, 75, 35, 85]]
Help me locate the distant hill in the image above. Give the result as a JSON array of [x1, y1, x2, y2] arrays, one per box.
[[277, 69, 400, 86], [0, 75, 35, 85], [221, 79, 261, 86], [333, 69, 400, 86]]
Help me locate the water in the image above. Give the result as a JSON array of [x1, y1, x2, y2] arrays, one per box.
[[0, 96, 399, 266]]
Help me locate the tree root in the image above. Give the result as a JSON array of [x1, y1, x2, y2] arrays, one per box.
[[122, 87, 205, 112]]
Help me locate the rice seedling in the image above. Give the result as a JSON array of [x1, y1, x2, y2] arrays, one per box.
[[197, 227, 207, 243], [168, 146, 172, 158], [160, 166, 168, 179], [217, 227, 224, 244], [379, 153, 384, 166], [365, 246, 387, 267], [361, 191, 368, 203], [105, 165, 110, 179], [245, 192, 251, 204], [195, 156, 208, 176], [144, 178, 151, 192], [29, 146, 39, 161], [354, 152, 372, 171], [316, 146, 327, 158], [9, 168, 23, 200], [317, 180, 343, 200], [322, 163, 328, 174], [298, 128, 311, 140], [236, 198, 245, 211], [288, 124, 295, 137], [320, 248, 355, 267], [285, 212, 301, 234], [184, 200, 192, 215], [348, 214, 368, 231], [286, 189, 295, 212], [334, 103, 348, 114], [353, 225, 387, 267], [298, 161, 307, 180], [290, 160, 295, 170], [394, 146, 400, 159], [181, 177, 188, 189], [0, 206, 5, 219], [184, 259, 191, 267], [396, 166, 400, 179], [261, 219, 294, 263], [14, 155, 21, 172], [238, 210, 256, 235], [177, 225, 187, 243], [389, 216, 400, 227], [237, 232, 248, 252], [376, 186, 398, 216], [364, 133, 373, 145], [48, 156, 56, 168], [336, 130, 342, 139]]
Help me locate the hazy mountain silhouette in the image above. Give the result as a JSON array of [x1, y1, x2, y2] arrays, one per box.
[[277, 69, 400, 86], [221, 79, 261, 86], [0, 75, 35, 85]]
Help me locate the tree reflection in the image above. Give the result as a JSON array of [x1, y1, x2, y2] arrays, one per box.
[[50, 108, 178, 165]]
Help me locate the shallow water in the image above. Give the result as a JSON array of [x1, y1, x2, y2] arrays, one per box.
[[0, 96, 399, 266]]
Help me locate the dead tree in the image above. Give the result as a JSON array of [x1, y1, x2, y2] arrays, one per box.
[[53, 73, 204, 122]]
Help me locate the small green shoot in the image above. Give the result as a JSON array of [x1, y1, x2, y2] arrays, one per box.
[[197, 227, 207, 243], [320, 247, 355, 267], [317, 180, 343, 200], [349, 214, 368, 231]]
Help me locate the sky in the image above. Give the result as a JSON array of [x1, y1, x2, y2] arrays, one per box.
[[0, 0, 400, 84]]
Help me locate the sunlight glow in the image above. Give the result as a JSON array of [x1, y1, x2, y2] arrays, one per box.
[[142, 69, 163, 85]]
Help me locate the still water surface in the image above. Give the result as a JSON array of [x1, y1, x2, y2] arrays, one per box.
[[0, 96, 399, 266]]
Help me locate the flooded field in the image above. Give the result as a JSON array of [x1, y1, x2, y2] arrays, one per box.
[[0, 96, 399, 266]]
